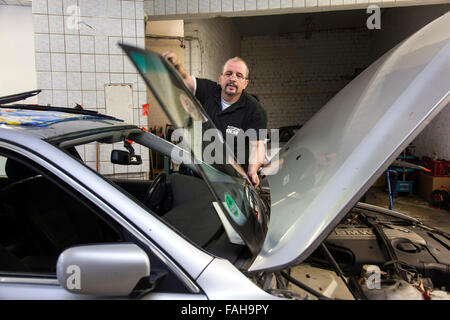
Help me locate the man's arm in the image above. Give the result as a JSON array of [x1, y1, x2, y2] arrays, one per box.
[[162, 51, 195, 93], [248, 140, 266, 188]]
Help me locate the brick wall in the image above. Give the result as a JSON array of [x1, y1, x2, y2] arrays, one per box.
[[241, 29, 373, 129], [183, 18, 241, 81]]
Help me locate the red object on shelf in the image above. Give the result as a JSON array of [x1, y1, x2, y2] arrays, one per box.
[[423, 157, 450, 177]]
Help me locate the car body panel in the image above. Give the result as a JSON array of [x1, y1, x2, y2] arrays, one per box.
[[196, 258, 278, 300], [249, 12, 450, 271]]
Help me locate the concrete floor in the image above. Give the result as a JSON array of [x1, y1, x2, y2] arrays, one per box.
[[364, 187, 450, 233]]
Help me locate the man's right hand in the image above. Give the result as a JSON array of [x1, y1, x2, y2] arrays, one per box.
[[162, 51, 180, 70], [162, 51, 195, 92]]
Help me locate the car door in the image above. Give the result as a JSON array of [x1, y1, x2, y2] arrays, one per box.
[[0, 144, 205, 299]]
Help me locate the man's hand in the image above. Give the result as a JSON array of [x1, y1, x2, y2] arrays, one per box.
[[247, 168, 260, 188], [162, 51, 195, 92], [162, 51, 180, 69]]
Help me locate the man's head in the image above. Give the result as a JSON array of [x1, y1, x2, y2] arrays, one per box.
[[219, 57, 249, 101]]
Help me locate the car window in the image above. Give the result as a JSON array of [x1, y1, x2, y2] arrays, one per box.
[[0, 148, 191, 295], [0, 151, 122, 276]]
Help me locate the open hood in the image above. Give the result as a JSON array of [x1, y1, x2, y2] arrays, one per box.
[[248, 12, 450, 272]]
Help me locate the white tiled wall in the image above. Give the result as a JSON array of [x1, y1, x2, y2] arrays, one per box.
[[33, 0, 148, 176]]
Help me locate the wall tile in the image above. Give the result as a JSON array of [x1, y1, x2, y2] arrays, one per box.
[[35, 33, 50, 52], [50, 34, 65, 53], [136, 20, 145, 38], [33, 15, 49, 33], [108, 18, 122, 36], [110, 73, 124, 83], [63, 15, 80, 35], [124, 73, 138, 90], [257, 0, 269, 9], [95, 55, 109, 73], [94, 36, 109, 54], [234, 0, 245, 11], [68, 90, 83, 107], [154, 0, 165, 14], [107, 0, 122, 18], [245, 0, 257, 10], [82, 73, 96, 90], [293, 0, 305, 6], [96, 72, 110, 90], [51, 53, 66, 71], [97, 90, 106, 108], [110, 55, 124, 72], [48, 0, 63, 15], [109, 37, 123, 54], [188, 0, 198, 13], [164, 0, 175, 14], [123, 56, 135, 73], [65, 35, 80, 53], [177, 0, 187, 13], [122, 37, 136, 46], [66, 54, 81, 71], [67, 72, 82, 90], [38, 89, 53, 105], [122, 19, 136, 37], [36, 52, 51, 71], [135, 1, 144, 17], [305, 0, 318, 6], [37, 71, 52, 89], [49, 15, 64, 34], [144, 0, 154, 15], [63, 0, 78, 15], [81, 54, 95, 72], [53, 90, 68, 107], [122, 0, 136, 19], [79, 0, 107, 17], [222, 0, 233, 11], [80, 36, 95, 53], [318, 0, 330, 6], [269, 0, 280, 8], [281, 0, 292, 7], [52, 72, 67, 90], [33, 0, 48, 14], [210, 0, 221, 12], [82, 91, 97, 108]]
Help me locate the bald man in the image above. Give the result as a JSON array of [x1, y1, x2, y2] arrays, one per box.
[[163, 52, 267, 187]]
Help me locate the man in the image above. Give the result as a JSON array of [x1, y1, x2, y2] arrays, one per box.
[[163, 52, 267, 187]]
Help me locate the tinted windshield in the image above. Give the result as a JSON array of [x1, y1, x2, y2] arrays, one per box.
[[121, 45, 268, 255]]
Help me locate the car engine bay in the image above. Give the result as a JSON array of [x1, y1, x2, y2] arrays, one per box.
[[251, 206, 450, 300]]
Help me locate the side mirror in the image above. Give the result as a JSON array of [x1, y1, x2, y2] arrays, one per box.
[[111, 150, 142, 165], [57, 243, 150, 297]]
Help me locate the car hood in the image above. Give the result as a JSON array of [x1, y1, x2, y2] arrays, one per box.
[[248, 12, 450, 272]]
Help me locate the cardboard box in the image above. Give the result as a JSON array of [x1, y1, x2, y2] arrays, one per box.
[[418, 172, 450, 201]]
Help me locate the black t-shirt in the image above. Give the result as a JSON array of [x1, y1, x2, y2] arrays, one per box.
[[195, 78, 267, 171]]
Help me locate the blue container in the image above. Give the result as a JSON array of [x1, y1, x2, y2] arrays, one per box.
[[394, 181, 414, 193]]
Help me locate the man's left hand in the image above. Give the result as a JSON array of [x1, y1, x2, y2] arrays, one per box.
[[248, 169, 260, 188]]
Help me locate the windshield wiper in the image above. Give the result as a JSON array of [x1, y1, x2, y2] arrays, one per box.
[[0, 90, 41, 105]]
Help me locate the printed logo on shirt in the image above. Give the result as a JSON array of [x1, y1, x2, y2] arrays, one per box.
[[226, 126, 242, 136]]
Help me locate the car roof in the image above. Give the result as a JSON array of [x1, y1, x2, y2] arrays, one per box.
[[0, 104, 134, 140]]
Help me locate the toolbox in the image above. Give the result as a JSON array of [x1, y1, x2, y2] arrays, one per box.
[[422, 157, 450, 177]]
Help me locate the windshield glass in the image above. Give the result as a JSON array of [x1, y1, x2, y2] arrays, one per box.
[[121, 45, 268, 254]]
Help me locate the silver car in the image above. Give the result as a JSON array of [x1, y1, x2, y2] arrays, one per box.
[[0, 12, 449, 300]]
